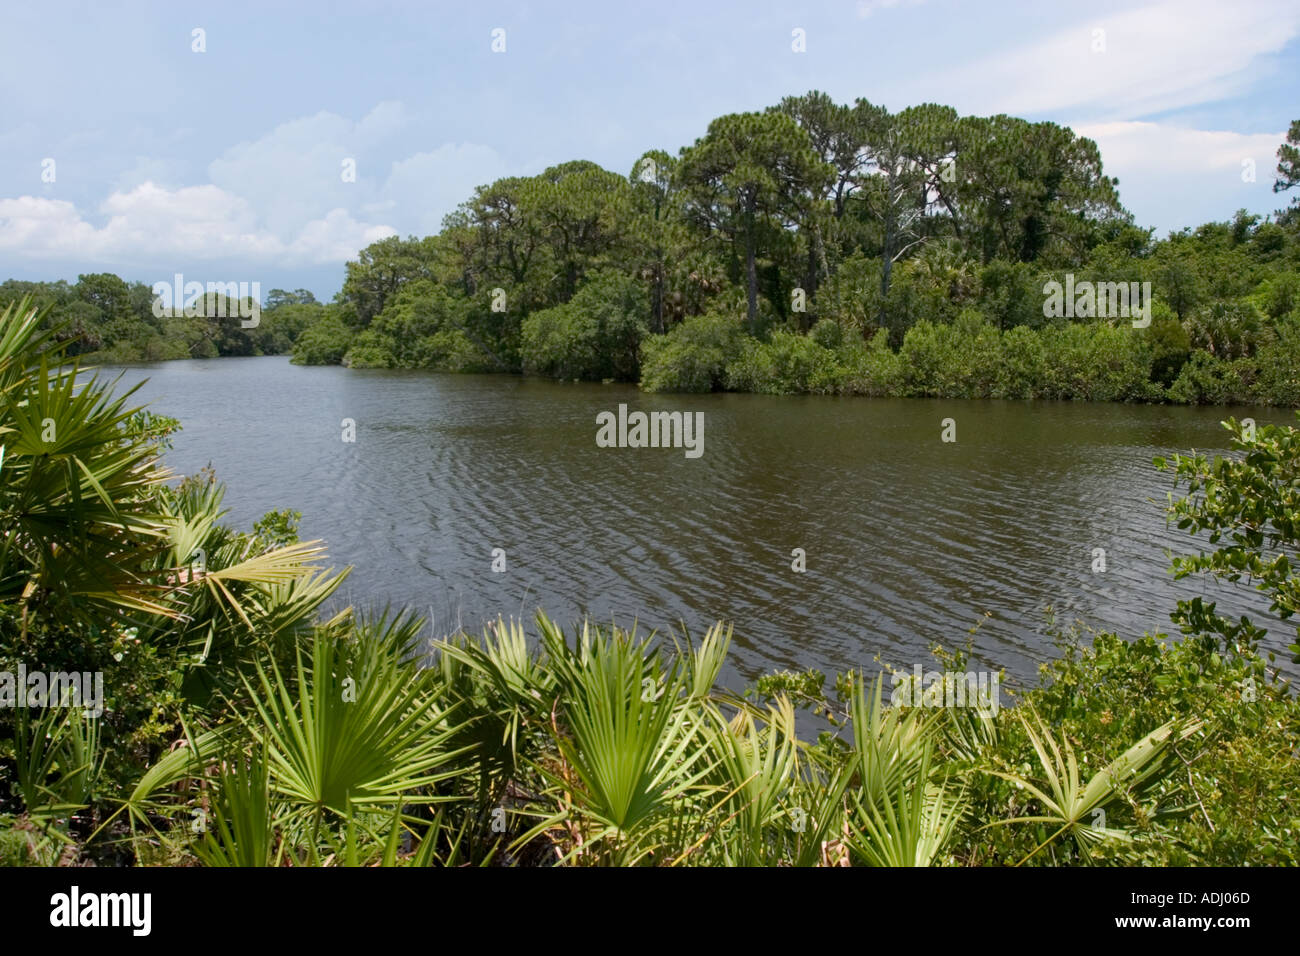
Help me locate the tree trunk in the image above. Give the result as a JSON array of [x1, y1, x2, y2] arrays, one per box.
[[879, 215, 894, 330], [803, 221, 821, 332], [745, 200, 758, 332], [652, 259, 665, 334]]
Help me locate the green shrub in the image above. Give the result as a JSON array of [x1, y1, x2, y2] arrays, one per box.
[[953, 310, 1003, 398], [521, 304, 577, 378], [879, 262, 956, 347], [415, 328, 495, 372], [809, 317, 843, 350], [724, 330, 841, 394], [811, 253, 882, 342], [1254, 271, 1300, 320], [251, 303, 318, 355], [344, 282, 496, 371], [1166, 351, 1254, 404], [1252, 318, 1300, 406], [639, 312, 748, 392], [973, 628, 1300, 865], [898, 320, 951, 396], [837, 329, 902, 396], [898, 312, 1000, 398], [522, 271, 649, 381], [1183, 300, 1268, 360], [1146, 304, 1191, 387], [291, 312, 353, 365], [344, 330, 397, 368], [995, 325, 1046, 398], [1039, 322, 1154, 401], [978, 260, 1047, 330]]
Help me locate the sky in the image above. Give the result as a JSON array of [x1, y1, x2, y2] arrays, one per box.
[[2, 0, 1298, 300]]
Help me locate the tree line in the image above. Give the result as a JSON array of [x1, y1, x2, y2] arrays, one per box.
[[5, 93, 1300, 404]]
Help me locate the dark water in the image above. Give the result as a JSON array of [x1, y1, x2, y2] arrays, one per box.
[[105, 356, 1298, 691]]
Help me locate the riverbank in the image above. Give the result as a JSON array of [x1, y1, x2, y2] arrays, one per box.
[[639, 312, 1300, 404], [3, 297, 1298, 867], [102, 356, 1300, 690], [82, 308, 1300, 408]]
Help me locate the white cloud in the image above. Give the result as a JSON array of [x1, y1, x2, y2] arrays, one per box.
[[1075, 121, 1287, 230], [0, 197, 99, 253], [207, 110, 366, 236], [0, 182, 395, 266], [113, 156, 188, 192], [381, 144, 518, 234], [285, 207, 397, 263], [929, 0, 1300, 119], [0, 101, 527, 271], [355, 100, 412, 143], [1077, 121, 1285, 175], [205, 103, 520, 239]]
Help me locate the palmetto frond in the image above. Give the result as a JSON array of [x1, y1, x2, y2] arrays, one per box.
[[847, 741, 966, 866], [985, 708, 1204, 863], [0, 298, 174, 623], [240, 630, 474, 819], [521, 616, 720, 865]]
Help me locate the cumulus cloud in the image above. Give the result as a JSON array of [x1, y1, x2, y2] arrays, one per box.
[[204, 102, 518, 239], [0, 197, 99, 253], [381, 144, 517, 234], [112, 156, 189, 192], [0, 100, 524, 271], [284, 208, 397, 263], [0, 182, 395, 265], [207, 109, 375, 237]]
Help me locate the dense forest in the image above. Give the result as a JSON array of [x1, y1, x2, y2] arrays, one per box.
[[5, 95, 1300, 405]]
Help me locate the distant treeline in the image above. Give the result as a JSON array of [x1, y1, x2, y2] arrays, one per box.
[[5, 96, 1300, 404], [0, 275, 315, 362]]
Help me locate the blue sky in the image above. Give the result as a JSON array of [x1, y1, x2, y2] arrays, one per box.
[[2, 0, 1298, 299]]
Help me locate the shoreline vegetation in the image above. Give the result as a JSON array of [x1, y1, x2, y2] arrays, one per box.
[[3, 97, 1300, 406], [1, 294, 1298, 867]]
